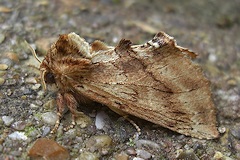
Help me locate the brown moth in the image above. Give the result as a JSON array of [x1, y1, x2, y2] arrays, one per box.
[[37, 31, 219, 139]]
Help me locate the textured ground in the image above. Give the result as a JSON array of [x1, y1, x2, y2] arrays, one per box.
[[0, 0, 240, 159]]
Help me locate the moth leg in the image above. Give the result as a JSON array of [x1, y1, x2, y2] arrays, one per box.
[[108, 105, 141, 138], [124, 116, 141, 139], [51, 93, 65, 133], [63, 92, 79, 131]]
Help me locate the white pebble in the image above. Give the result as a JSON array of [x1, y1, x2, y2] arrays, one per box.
[[8, 131, 28, 141], [41, 112, 58, 125], [29, 103, 39, 109], [32, 83, 41, 90], [95, 111, 110, 130], [208, 53, 217, 62], [2, 116, 14, 126], [135, 139, 160, 149], [136, 149, 152, 159], [133, 157, 144, 160]]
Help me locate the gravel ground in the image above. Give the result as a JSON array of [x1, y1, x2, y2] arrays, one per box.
[[0, 0, 240, 159]]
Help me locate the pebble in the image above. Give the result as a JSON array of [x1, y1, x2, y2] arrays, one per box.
[[23, 88, 33, 95], [2, 116, 14, 126], [230, 124, 240, 139], [218, 126, 226, 134], [0, 144, 3, 152], [11, 121, 27, 131], [213, 151, 224, 159], [0, 78, 5, 85], [208, 53, 217, 62], [8, 131, 28, 141], [0, 6, 11, 13], [77, 151, 99, 160], [65, 128, 77, 139], [75, 113, 92, 128], [42, 126, 51, 137], [0, 70, 6, 76], [213, 151, 234, 160], [0, 33, 5, 43], [25, 77, 37, 84], [176, 149, 199, 160], [136, 149, 152, 159], [0, 58, 14, 67], [41, 112, 58, 125], [0, 63, 8, 70], [28, 138, 70, 160], [29, 103, 39, 109], [32, 83, 41, 90], [126, 147, 137, 156], [3, 52, 19, 62], [135, 139, 160, 149], [86, 135, 112, 152], [43, 99, 56, 109], [133, 157, 144, 160], [95, 110, 110, 130], [114, 152, 129, 160]]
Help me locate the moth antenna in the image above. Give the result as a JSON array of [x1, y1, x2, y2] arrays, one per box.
[[25, 40, 42, 63], [41, 69, 47, 90]]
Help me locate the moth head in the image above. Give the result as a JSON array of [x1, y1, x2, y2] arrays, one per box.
[[40, 67, 55, 90]]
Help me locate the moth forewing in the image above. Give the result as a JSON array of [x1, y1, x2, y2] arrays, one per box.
[[40, 32, 219, 139]]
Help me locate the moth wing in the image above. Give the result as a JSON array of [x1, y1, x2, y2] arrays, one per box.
[[75, 32, 219, 139]]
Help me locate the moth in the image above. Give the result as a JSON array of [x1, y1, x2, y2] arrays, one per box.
[[32, 31, 219, 139]]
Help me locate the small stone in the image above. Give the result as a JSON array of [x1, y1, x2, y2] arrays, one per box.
[[78, 151, 99, 160], [136, 149, 152, 159], [0, 58, 14, 67], [0, 6, 12, 13], [86, 135, 112, 152], [43, 99, 56, 109], [230, 124, 240, 139], [28, 138, 70, 160], [213, 151, 223, 160], [65, 129, 77, 139], [2, 116, 14, 126], [23, 88, 33, 95], [42, 126, 51, 137], [133, 157, 144, 160], [115, 152, 129, 160], [4, 52, 19, 62], [11, 121, 27, 131], [95, 110, 110, 130], [208, 53, 217, 62], [126, 147, 136, 156], [0, 63, 8, 70], [176, 149, 199, 160], [32, 83, 41, 90], [41, 112, 58, 125], [0, 78, 5, 85], [75, 113, 92, 128], [25, 77, 37, 84], [0, 144, 3, 152], [135, 139, 160, 149], [0, 33, 5, 43], [8, 131, 28, 141], [218, 126, 226, 134], [29, 103, 39, 109], [0, 70, 6, 76], [213, 151, 234, 160]]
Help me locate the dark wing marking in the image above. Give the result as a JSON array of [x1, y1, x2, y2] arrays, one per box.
[[74, 32, 218, 139]]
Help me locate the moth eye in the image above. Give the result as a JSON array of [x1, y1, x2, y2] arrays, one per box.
[[45, 72, 55, 84]]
